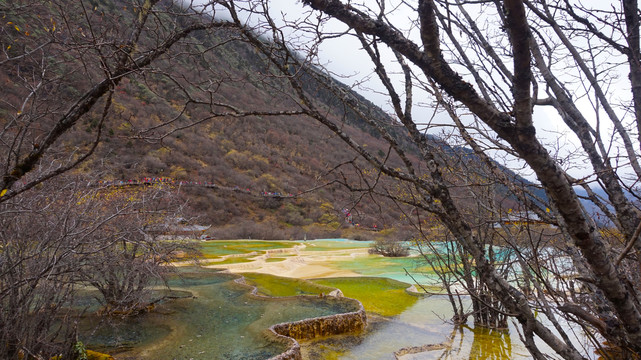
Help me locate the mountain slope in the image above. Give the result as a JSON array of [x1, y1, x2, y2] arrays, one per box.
[[0, 0, 541, 239]]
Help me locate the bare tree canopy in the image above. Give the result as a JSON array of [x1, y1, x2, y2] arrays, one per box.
[[3, 0, 641, 358], [203, 0, 641, 358]]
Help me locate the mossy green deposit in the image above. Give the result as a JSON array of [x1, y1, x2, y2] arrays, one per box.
[[87, 350, 115, 360], [312, 277, 418, 317], [325, 255, 424, 275], [301, 239, 370, 252], [206, 256, 254, 265], [199, 240, 300, 257], [242, 273, 335, 297]]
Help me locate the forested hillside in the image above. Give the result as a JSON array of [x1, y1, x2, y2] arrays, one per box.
[[0, 0, 526, 239]]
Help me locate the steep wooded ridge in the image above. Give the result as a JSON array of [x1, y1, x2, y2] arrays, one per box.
[[0, 0, 533, 238]]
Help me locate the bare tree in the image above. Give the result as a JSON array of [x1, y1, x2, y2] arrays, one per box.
[[0, 182, 85, 359], [203, 0, 641, 358], [0, 177, 195, 358], [78, 184, 197, 316]]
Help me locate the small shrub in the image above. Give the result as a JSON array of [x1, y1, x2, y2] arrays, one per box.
[[369, 238, 409, 257]]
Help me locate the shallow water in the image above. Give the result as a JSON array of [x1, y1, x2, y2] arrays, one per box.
[[305, 295, 533, 359], [80, 270, 358, 359], [323, 254, 437, 284], [301, 238, 371, 252], [200, 240, 299, 257], [82, 239, 567, 359], [203, 239, 441, 284]]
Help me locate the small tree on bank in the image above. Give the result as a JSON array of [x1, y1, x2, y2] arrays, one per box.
[[369, 237, 410, 257], [77, 185, 197, 316]]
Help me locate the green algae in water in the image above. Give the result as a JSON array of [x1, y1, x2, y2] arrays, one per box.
[[199, 240, 300, 257], [243, 272, 336, 297], [81, 269, 358, 360], [302, 239, 371, 252], [313, 277, 418, 317], [78, 315, 173, 354], [207, 256, 255, 265]]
